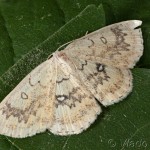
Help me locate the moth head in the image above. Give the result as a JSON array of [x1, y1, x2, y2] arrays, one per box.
[[57, 51, 69, 61]]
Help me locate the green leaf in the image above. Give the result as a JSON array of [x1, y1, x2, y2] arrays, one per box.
[[0, 1, 150, 150], [0, 0, 65, 62], [0, 136, 17, 150], [0, 13, 14, 76], [56, 0, 102, 21], [140, 27, 150, 68], [97, 4, 106, 26]]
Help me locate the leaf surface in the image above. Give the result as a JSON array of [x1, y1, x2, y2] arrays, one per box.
[[0, 1, 149, 150]]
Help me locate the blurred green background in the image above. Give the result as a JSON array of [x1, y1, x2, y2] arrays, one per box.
[[0, 0, 150, 150]]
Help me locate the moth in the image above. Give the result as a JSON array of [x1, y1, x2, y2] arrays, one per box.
[[0, 20, 143, 138]]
